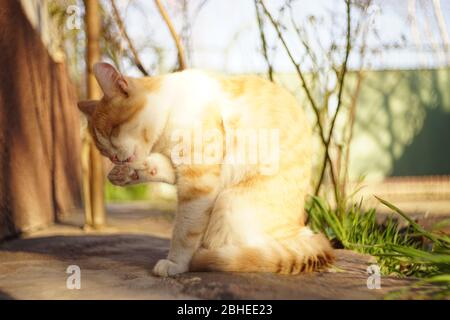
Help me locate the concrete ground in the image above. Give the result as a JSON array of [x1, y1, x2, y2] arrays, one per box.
[[0, 203, 417, 300]]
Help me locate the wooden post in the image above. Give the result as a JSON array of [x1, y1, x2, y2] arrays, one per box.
[[84, 0, 106, 229], [81, 138, 93, 227]]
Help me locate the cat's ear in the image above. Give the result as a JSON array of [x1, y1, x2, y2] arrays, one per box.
[[77, 100, 98, 117], [93, 62, 129, 99]]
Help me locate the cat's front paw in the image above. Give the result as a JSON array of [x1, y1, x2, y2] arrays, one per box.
[[153, 259, 188, 277], [107, 165, 138, 186]]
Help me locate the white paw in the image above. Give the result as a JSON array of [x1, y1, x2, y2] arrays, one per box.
[[152, 259, 188, 277]]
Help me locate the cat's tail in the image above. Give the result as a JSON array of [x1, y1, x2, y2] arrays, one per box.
[[190, 227, 334, 274]]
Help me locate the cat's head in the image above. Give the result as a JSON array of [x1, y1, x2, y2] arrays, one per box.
[[78, 63, 149, 165]]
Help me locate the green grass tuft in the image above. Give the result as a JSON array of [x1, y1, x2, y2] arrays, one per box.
[[306, 195, 450, 299]]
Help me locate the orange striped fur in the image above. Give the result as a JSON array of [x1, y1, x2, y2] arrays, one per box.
[[78, 63, 334, 277]]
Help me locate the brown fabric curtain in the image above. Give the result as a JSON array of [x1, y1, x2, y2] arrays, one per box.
[[0, 0, 82, 240]]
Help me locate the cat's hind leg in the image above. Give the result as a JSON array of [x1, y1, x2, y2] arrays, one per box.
[[192, 173, 334, 274]]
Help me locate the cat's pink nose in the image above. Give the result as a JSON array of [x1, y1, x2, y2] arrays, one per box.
[[125, 155, 135, 163], [110, 155, 119, 162]]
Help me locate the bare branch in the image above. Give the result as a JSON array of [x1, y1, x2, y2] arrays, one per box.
[[341, 1, 372, 197], [254, 0, 274, 81], [258, 1, 323, 141], [258, 0, 338, 198], [289, 7, 319, 72], [314, 0, 352, 199], [341, 70, 364, 196], [154, 0, 187, 70], [110, 0, 150, 76], [432, 0, 450, 64], [408, 0, 427, 66], [192, 0, 210, 23]]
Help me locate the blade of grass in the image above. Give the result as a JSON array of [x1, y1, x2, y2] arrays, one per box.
[[375, 196, 449, 245]]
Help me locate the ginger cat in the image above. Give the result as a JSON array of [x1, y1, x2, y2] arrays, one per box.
[[78, 62, 334, 277]]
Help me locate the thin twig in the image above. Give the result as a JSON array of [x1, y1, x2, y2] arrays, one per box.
[[341, 70, 364, 196], [258, 0, 338, 197], [258, 1, 325, 141], [314, 0, 352, 201], [341, 1, 372, 197], [432, 0, 450, 63], [289, 6, 319, 73], [110, 0, 149, 76], [154, 0, 187, 70], [254, 0, 274, 81]]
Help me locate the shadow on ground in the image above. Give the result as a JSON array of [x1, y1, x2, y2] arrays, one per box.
[[0, 290, 14, 300], [0, 233, 415, 300]]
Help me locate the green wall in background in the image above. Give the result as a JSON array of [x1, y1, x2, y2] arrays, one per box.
[[276, 68, 450, 182], [348, 68, 450, 181]]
